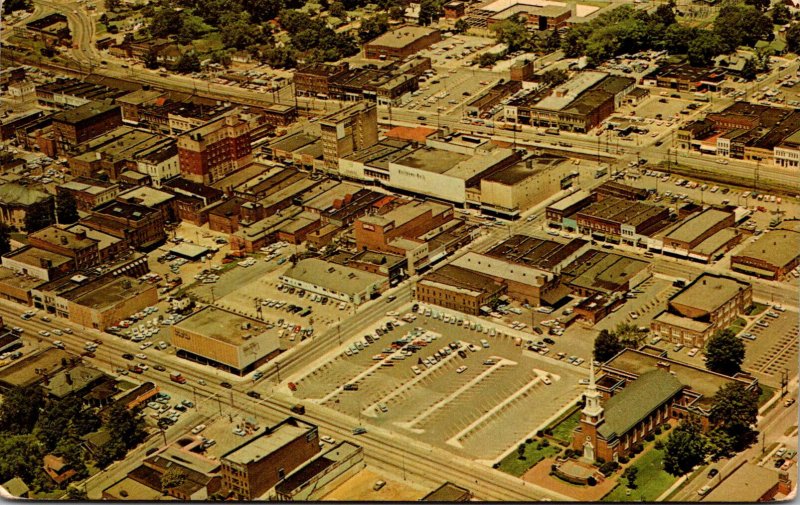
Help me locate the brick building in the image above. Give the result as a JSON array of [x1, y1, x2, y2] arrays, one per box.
[[730, 230, 800, 280], [415, 264, 506, 315], [64, 275, 158, 330], [364, 26, 441, 60], [294, 62, 350, 97], [56, 178, 119, 212], [82, 199, 166, 250], [28, 226, 100, 270], [576, 197, 670, 243], [51, 101, 122, 152], [0, 183, 55, 232], [178, 114, 253, 185], [650, 273, 752, 347], [220, 417, 320, 500], [443, 1, 466, 18], [320, 102, 378, 170]]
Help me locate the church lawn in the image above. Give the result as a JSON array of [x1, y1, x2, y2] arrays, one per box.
[[602, 447, 677, 502], [550, 410, 582, 443], [497, 440, 562, 477]]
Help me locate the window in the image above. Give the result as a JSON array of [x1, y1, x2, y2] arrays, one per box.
[[278, 468, 285, 480]]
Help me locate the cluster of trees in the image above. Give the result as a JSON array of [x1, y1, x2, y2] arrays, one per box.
[[663, 382, 759, 475], [593, 323, 648, 362], [0, 384, 146, 494], [560, 1, 774, 67], [704, 329, 745, 376], [490, 15, 561, 55], [2, 0, 31, 14], [419, 0, 444, 26]]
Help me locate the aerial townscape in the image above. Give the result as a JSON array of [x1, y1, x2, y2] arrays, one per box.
[[0, 0, 799, 500]]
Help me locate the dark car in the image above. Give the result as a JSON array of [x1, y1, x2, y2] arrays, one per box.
[[247, 391, 262, 399], [153, 365, 166, 372], [417, 116, 426, 120], [707, 468, 719, 479], [220, 382, 233, 389], [412, 303, 419, 312], [533, 326, 543, 335], [544, 337, 556, 345], [122, 353, 134, 360], [775, 458, 786, 468], [458, 350, 467, 358]]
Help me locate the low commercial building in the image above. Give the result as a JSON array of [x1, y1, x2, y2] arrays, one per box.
[[561, 249, 651, 297], [730, 229, 800, 280], [221, 417, 321, 500], [64, 275, 158, 330], [421, 482, 473, 501], [1, 246, 74, 281], [172, 306, 280, 376], [545, 189, 594, 229], [56, 178, 119, 212], [294, 62, 350, 98], [0, 182, 55, 232], [702, 463, 792, 502], [325, 249, 408, 287], [656, 207, 740, 263], [281, 258, 388, 305], [415, 264, 506, 315], [82, 199, 166, 250], [644, 63, 726, 92], [51, 100, 122, 152], [594, 181, 647, 201], [576, 197, 670, 244], [364, 25, 441, 60], [273, 442, 365, 501], [650, 273, 752, 347], [28, 226, 101, 270]]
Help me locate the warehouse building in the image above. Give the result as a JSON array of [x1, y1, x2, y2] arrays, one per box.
[[730, 230, 800, 280], [415, 264, 506, 315], [281, 258, 388, 305]]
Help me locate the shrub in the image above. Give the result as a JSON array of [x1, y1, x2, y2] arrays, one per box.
[[492, 462, 500, 469], [544, 428, 553, 436], [644, 433, 655, 442], [596, 456, 606, 465], [551, 464, 558, 472], [564, 449, 575, 458], [526, 438, 533, 444], [662, 423, 671, 431], [654, 426, 662, 435], [654, 440, 664, 450], [587, 476, 597, 486], [537, 430, 545, 437], [599, 461, 620, 476], [541, 439, 550, 447], [619, 455, 629, 464], [632, 442, 644, 454]]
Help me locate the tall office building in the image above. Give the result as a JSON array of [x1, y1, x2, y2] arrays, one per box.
[[319, 102, 378, 171]]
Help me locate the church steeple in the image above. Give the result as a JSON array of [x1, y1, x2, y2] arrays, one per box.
[[582, 360, 604, 423]]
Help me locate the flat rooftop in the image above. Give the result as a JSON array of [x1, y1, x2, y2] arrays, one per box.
[[174, 306, 269, 346], [652, 311, 711, 333], [562, 249, 649, 294], [366, 25, 438, 49], [222, 419, 315, 465], [393, 146, 469, 175], [0, 348, 70, 388], [5, 245, 72, 269], [360, 199, 449, 228], [669, 273, 750, 314], [734, 229, 800, 267], [486, 234, 588, 271], [30, 226, 96, 250], [703, 463, 784, 502], [665, 208, 732, 244], [52, 101, 118, 125], [547, 189, 592, 212], [69, 276, 152, 309], [282, 258, 385, 296], [118, 186, 174, 207]]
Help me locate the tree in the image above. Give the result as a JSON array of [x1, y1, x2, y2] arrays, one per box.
[[143, 49, 159, 69], [104, 404, 146, 450], [388, 5, 404, 20], [0, 385, 44, 434], [687, 30, 722, 66], [593, 329, 623, 362], [104, 0, 120, 11], [161, 465, 187, 492], [744, 0, 770, 12], [242, 0, 284, 22], [55, 191, 79, 225], [772, 3, 791, 24], [99, 13, 109, 25], [454, 18, 469, 34], [491, 15, 532, 52], [541, 68, 568, 87], [709, 382, 759, 450], [545, 29, 560, 51], [418, 0, 442, 26], [0, 434, 44, 483], [94, 438, 126, 468], [220, 13, 265, 49], [741, 58, 757, 81], [624, 466, 638, 489], [329, 1, 346, 19], [706, 427, 735, 461], [704, 329, 745, 376], [358, 14, 389, 43], [517, 443, 526, 459], [787, 23, 800, 53], [262, 47, 297, 68], [149, 8, 183, 38], [2, 0, 31, 14], [663, 417, 708, 476], [175, 52, 201, 73], [0, 224, 11, 256], [653, 1, 676, 26]]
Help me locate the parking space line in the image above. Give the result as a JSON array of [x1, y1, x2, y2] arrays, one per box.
[[397, 357, 516, 430], [446, 368, 550, 448]]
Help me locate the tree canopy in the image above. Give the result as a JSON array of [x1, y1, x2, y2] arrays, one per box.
[[663, 416, 708, 475], [704, 329, 745, 376], [593, 329, 623, 362], [56, 191, 79, 225], [709, 382, 759, 450]]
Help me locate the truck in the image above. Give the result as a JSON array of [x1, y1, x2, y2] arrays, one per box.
[[170, 372, 187, 384], [291, 404, 306, 415]]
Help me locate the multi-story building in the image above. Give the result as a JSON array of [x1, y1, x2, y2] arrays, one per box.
[[650, 273, 752, 347], [576, 196, 670, 244], [28, 226, 100, 270], [415, 264, 506, 315], [363, 26, 441, 60], [134, 141, 180, 187], [731, 230, 800, 280], [178, 113, 253, 185], [319, 102, 378, 171], [220, 417, 321, 500], [56, 178, 119, 212], [294, 62, 350, 98], [51, 101, 122, 152], [0, 183, 55, 232], [81, 199, 166, 250]]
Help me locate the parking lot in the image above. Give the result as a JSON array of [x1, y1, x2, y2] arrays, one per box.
[[595, 276, 682, 333], [399, 67, 501, 115], [291, 305, 586, 460], [416, 34, 496, 68], [741, 307, 799, 385]]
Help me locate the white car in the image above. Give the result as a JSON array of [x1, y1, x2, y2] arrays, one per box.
[[135, 353, 148, 360], [191, 424, 206, 434], [321, 435, 336, 444], [138, 363, 149, 370], [542, 376, 552, 385], [456, 366, 468, 373], [39, 330, 50, 337], [140, 342, 152, 350]]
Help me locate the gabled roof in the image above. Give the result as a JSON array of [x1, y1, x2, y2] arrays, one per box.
[[597, 370, 683, 440]]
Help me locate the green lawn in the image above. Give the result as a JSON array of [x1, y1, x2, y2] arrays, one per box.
[[758, 384, 777, 407], [497, 440, 561, 477], [727, 317, 747, 334], [746, 302, 768, 316], [602, 448, 677, 502], [550, 410, 582, 443]]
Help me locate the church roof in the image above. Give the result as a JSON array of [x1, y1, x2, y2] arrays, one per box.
[[597, 370, 683, 440]]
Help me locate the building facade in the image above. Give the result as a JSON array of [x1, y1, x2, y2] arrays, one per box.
[[178, 114, 253, 185]]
